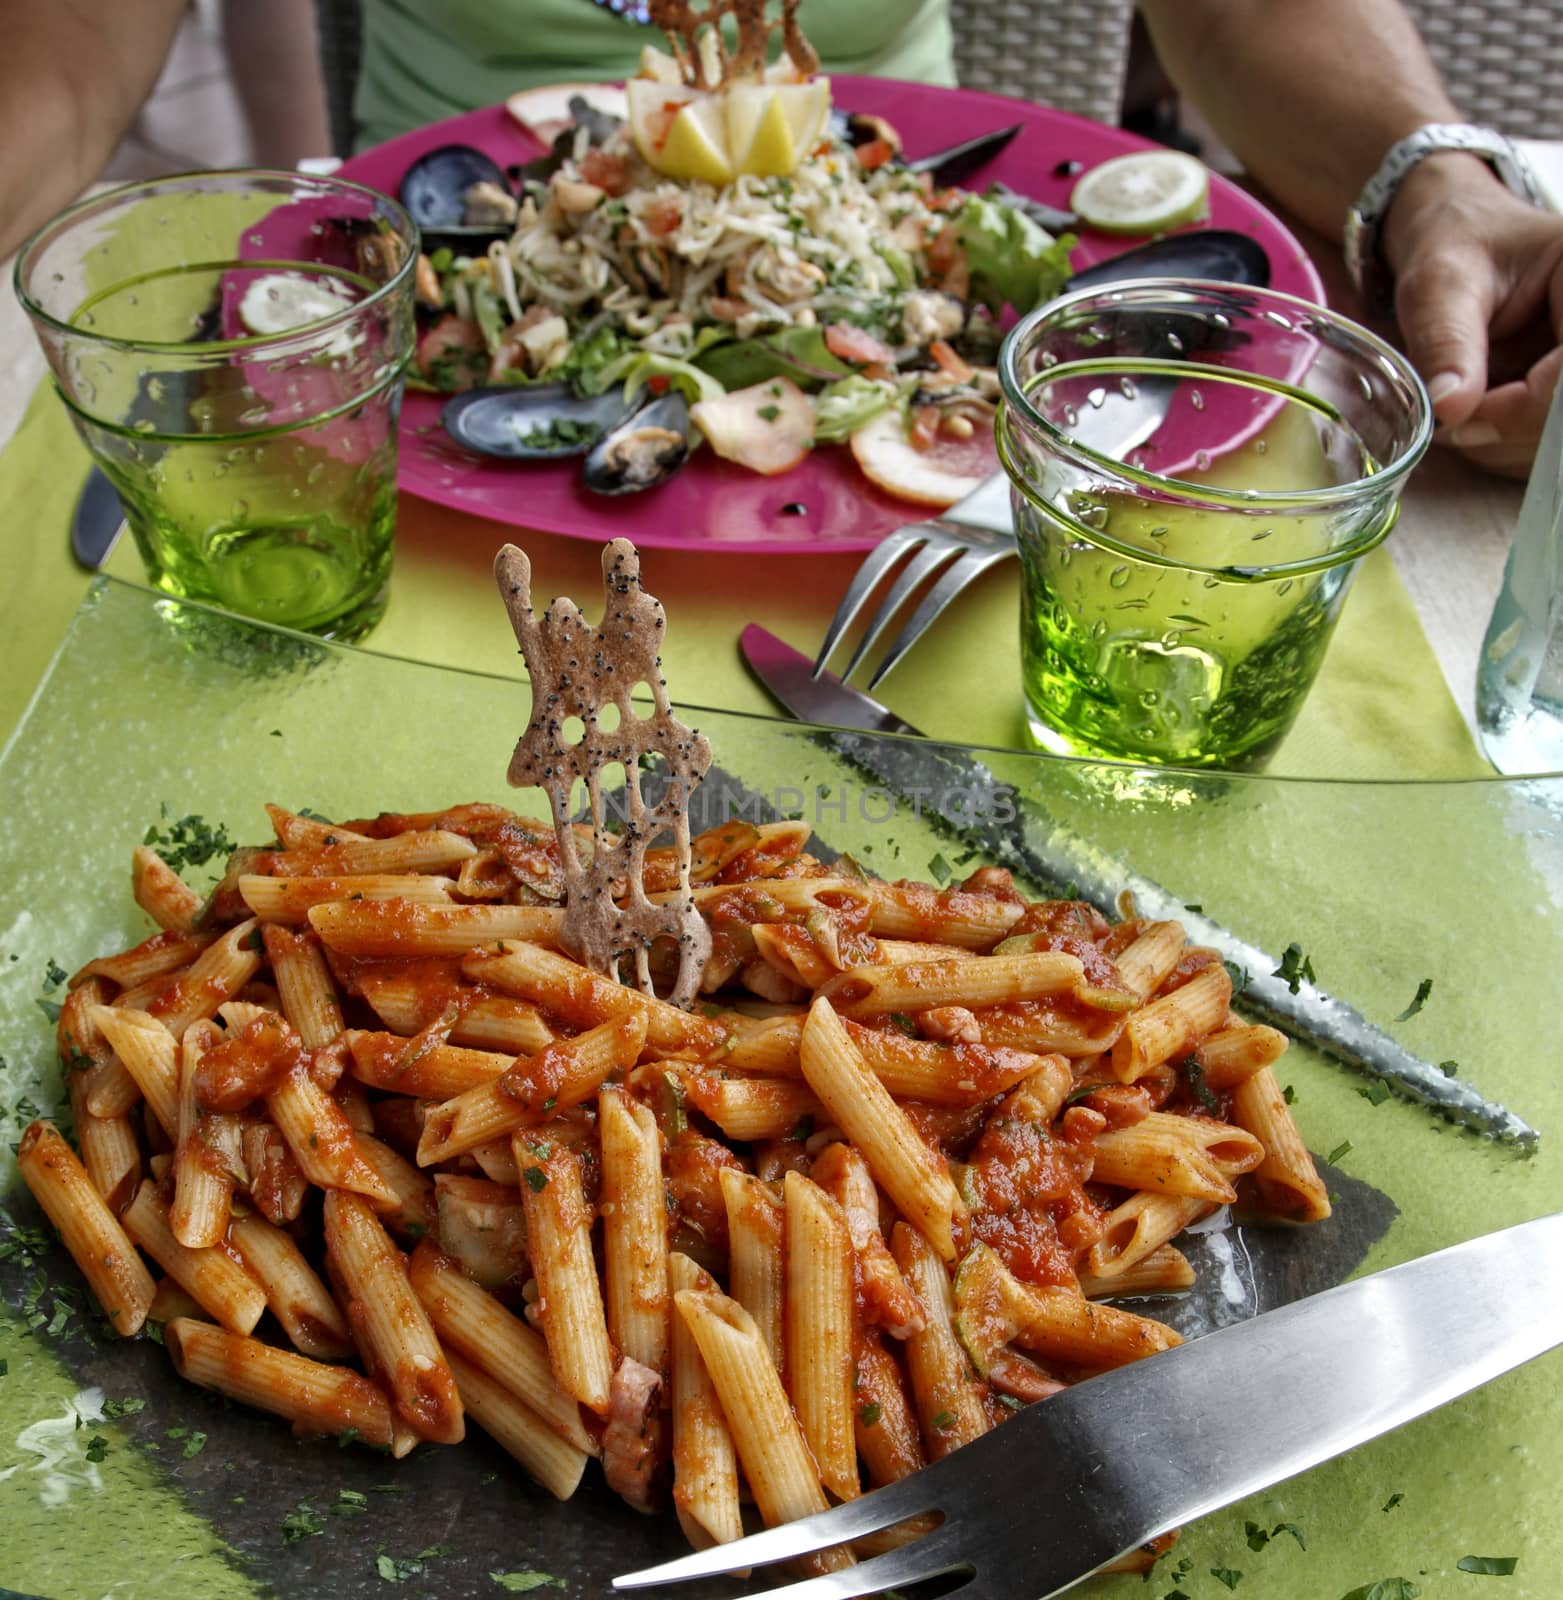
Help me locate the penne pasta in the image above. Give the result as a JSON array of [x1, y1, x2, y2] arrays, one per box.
[[131, 845, 203, 932], [599, 1089, 671, 1373], [1232, 1065, 1332, 1223], [1091, 1112, 1265, 1205], [170, 1022, 237, 1249], [147, 919, 264, 1039], [17, 1121, 156, 1337], [818, 950, 1084, 1017], [1110, 964, 1232, 1083], [359, 972, 556, 1056], [166, 1317, 394, 1445], [323, 1190, 464, 1444], [891, 1222, 988, 1459], [446, 1350, 589, 1501], [262, 923, 344, 1047], [229, 1209, 355, 1359], [308, 898, 564, 957], [121, 1179, 266, 1335], [718, 1166, 785, 1372], [1195, 1019, 1289, 1088], [240, 872, 455, 922], [667, 1252, 742, 1552], [800, 997, 967, 1262], [91, 1005, 179, 1137], [675, 1287, 851, 1574], [782, 1171, 859, 1502], [514, 1137, 615, 1416]]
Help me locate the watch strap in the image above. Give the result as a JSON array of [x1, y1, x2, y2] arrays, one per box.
[[1344, 123, 1543, 314]]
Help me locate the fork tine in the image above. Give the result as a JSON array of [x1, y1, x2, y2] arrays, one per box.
[[836, 537, 959, 684], [812, 522, 937, 676], [611, 1467, 943, 1589], [713, 1523, 971, 1600], [865, 543, 1015, 690]]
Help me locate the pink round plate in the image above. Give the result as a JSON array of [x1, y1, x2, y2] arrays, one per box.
[[338, 78, 1325, 553]]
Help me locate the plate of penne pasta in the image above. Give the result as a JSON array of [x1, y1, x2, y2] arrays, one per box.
[[1, 577, 1559, 1600]]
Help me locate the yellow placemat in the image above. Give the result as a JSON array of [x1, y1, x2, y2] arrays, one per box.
[[0, 380, 1487, 780]]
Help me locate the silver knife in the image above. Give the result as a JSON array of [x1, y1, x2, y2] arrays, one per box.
[[740, 623, 1537, 1143], [70, 465, 126, 570], [616, 1211, 1563, 1595]]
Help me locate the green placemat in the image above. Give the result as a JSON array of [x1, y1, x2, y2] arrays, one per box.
[[0, 380, 1487, 782]]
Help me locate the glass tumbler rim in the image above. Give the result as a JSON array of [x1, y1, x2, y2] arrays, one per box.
[[13, 166, 418, 358], [997, 276, 1435, 535]]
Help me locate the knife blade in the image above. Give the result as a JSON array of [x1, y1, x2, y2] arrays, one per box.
[[70, 465, 126, 570], [907, 121, 1023, 188], [739, 623, 1537, 1142], [615, 1211, 1563, 1594]]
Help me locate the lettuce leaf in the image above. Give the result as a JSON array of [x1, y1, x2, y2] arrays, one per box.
[[954, 193, 1076, 314], [813, 375, 898, 443], [696, 326, 852, 392], [597, 351, 725, 406]]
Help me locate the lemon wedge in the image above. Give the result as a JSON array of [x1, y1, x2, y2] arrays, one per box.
[[660, 97, 735, 185], [630, 74, 831, 184]]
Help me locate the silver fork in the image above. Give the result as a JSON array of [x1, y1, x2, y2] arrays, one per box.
[[813, 471, 1015, 691], [611, 1212, 1563, 1599]]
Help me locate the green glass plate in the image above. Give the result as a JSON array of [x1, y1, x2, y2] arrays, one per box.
[[2, 577, 1560, 1600]]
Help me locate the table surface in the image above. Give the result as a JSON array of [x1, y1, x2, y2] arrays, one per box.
[[0, 183, 1521, 757]]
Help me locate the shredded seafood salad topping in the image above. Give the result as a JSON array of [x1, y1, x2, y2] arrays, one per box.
[[413, 91, 1077, 505]]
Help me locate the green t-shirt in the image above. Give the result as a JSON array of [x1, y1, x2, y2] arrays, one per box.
[[352, 0, 956, 150]]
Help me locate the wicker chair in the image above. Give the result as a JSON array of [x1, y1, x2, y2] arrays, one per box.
[[1403, 0, 1563, 140], [947, 0, 1137, 125]]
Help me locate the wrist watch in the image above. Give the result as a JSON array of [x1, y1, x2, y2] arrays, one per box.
[[1343, 122, 1543, 314]]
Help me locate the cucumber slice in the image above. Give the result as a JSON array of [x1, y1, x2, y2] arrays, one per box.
[[1070, 149, 1210, 235]]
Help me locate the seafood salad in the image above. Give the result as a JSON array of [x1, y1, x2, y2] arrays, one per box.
[[408, 0, 1076, 504]]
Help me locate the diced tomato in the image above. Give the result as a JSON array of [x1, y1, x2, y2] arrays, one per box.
[[929, 338, 974, 383], [647, 374, 671, 395], [909, 404, 942, 452], [642, 195, 684, 238], [823, 321, 896, 366], [855, 137, 895, 170], [862, 361, 895, 383], [578, 147, 630, 195], [927, 222, 959, 275]]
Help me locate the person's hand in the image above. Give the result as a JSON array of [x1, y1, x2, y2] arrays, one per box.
[[1383, 150, 1563, 478]]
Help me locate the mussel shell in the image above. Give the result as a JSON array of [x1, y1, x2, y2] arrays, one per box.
[[441, 384, 634, 460], [400, 143, 515, 253], [583, 391, 691, 495], [1065, 230, 1272, 292]]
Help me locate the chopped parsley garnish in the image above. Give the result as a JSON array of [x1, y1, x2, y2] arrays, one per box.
[[1438, 1059, 1459, 1077], [282, 1501, 324, 1544], [1357, 1079, 1392, 1106], [1325, 1140, 1352, 1166], [517, 417, 603, 451], [858, 1401, 883, 1427], [490, 1576, 566, 1593], [85, 1435, 109, 1462], [0, 1359, 8, 1377], [1211, 1570, 1243, 1591], [756, 404, 781, 421], [44, 958, 67, 988], [142, 805, 235, 873], [333, 1488, 369, 1516], [1180, 1057, 1221, 1113], [523, 1166, 549, 1193], [1457, 1556, 1518, 1576], [928, 853, 952, 885], [930, 1410, 954, 1430], [1244, 1519, 1306, 1552], [790, 1114, 815, 1141], [1223, 959, 1251, 997], [1282, 1084, 1297, 1105], [1381, 1491, 1404, 1512], [1341, 1583, 1420, 1600], [377, 1545, 455, 1582], [888, 1013, 919, 1038], [1272, 942, 1315, 994], [1394, 978, 1433, 1021]]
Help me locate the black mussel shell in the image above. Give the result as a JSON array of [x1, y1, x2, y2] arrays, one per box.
[[441, 384, 635, 460], [400, 143, 516, 253], [583, 390, 691, 495], [1065, 230, 1272, 292]]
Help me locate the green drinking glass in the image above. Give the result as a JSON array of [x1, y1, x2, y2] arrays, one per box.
[[16, 169, 418, 640], [998, 280, 1432, 769]]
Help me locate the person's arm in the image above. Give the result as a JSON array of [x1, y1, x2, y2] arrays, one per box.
[[0, 0, 187, 258], [1137, 0, 1457, 239], [1139, 0, 1563, 476]]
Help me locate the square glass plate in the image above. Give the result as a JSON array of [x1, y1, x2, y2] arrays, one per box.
[[2, 577, 1560, 1600]]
